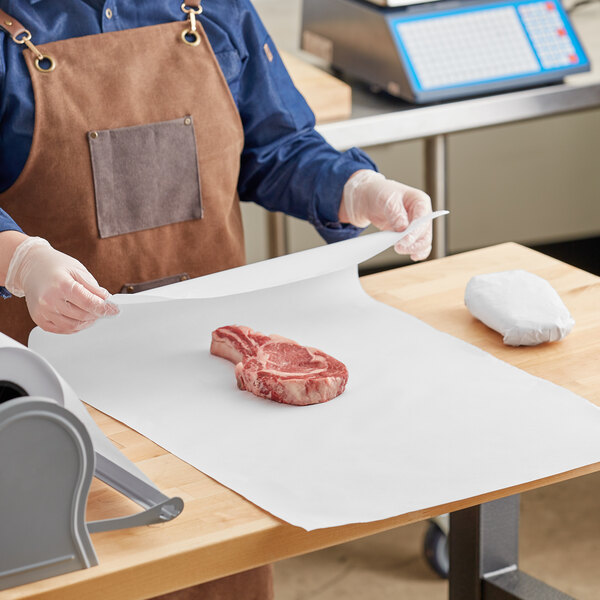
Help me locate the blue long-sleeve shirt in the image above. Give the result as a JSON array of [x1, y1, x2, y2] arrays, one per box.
[[0, 0, 375, 242]]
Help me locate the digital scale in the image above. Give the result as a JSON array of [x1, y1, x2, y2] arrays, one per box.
[[301, 0, 590, 103]]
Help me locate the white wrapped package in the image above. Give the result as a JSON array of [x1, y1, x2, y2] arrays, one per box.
[[465, 270, 575, 346]]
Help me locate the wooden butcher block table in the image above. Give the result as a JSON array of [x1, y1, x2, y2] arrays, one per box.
[[7, 243, 599, 600]]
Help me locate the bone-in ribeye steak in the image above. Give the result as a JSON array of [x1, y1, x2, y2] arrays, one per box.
[[210, 325, 348, 406]]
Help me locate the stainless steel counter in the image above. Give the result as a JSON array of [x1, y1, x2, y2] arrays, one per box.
[[317, 81, 600, 151]]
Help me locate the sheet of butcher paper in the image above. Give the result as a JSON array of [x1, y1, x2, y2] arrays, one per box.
[[30, 215, 600, 531]]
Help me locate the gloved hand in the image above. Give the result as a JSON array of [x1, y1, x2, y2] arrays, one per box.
[[340, 170, 433, 261], [5, 236, 119, 334]]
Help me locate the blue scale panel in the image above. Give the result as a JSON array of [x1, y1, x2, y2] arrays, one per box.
[[389, 0, 589, 101]]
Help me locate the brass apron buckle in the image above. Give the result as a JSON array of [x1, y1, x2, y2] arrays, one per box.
[[181, 2, 202, 46], [12, 30, 55, 72]]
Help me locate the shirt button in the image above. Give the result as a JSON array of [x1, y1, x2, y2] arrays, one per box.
[[105, 8, 113, 19]]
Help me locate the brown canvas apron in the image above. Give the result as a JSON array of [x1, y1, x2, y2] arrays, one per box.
[[0, 4, 246, 345]]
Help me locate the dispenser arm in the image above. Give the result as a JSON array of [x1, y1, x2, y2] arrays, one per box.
[[87, 452, 184, 533], [87, 496, 184, 534]]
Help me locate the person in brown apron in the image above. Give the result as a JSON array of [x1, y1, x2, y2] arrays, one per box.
[[0, 1, 433, 597], [0, 3, 271, 598]]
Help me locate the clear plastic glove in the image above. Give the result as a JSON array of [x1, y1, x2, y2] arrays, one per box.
[[340, 170, 433, 261], [5, 237, 119, 334]]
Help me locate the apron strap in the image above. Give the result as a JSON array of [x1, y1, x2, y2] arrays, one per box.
[[0, 6, 203, 40], [0, 4, 203, 39], [0, 4, 202, 66], [0, 9, 28, 42], [0, 10, 51, 71]]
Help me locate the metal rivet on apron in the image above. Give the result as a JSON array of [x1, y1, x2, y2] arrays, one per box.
[[89, 131, 98, 139], [127, 286, 135, 293], [184, 117, 191, 126], [4, 20, 13, 26], [105, 8, 113, 20], [180, 274, 190, 281]]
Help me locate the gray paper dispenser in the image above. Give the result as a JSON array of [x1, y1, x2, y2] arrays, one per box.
[[0, 332, 184, 591]]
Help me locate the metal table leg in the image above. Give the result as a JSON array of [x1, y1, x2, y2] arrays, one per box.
[[449, 495, 575, 600], [425, 134, 448, 259]]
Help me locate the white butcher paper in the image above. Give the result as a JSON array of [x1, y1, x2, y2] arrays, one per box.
[[30, 212, 600, 531]]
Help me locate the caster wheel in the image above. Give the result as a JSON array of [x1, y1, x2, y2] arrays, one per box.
[[423, 522, 449, 579]]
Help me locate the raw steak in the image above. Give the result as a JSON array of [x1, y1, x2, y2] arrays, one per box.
[[210, 326, 348, 406]]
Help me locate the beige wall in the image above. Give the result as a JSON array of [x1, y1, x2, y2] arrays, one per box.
[[243, 0, 600, 269]]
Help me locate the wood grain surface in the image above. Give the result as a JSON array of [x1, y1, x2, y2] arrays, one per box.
[[6, 243, 599, 600]]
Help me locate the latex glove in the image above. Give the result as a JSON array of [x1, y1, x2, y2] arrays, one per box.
[[5, 237, 119, 334], [340, 170, 433, 261]]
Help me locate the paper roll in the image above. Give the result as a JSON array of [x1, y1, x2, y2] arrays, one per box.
[[0, 333, 65, 406], [0, 331, 157, 489]]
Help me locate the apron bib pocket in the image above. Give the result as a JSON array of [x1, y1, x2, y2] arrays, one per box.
[[89, 116, 203, 238]]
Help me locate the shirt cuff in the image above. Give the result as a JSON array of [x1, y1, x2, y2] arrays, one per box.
[[309, 147, 377, 244]]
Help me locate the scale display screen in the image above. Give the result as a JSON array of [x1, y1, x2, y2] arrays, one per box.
[[390, 0, 589, 98]]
